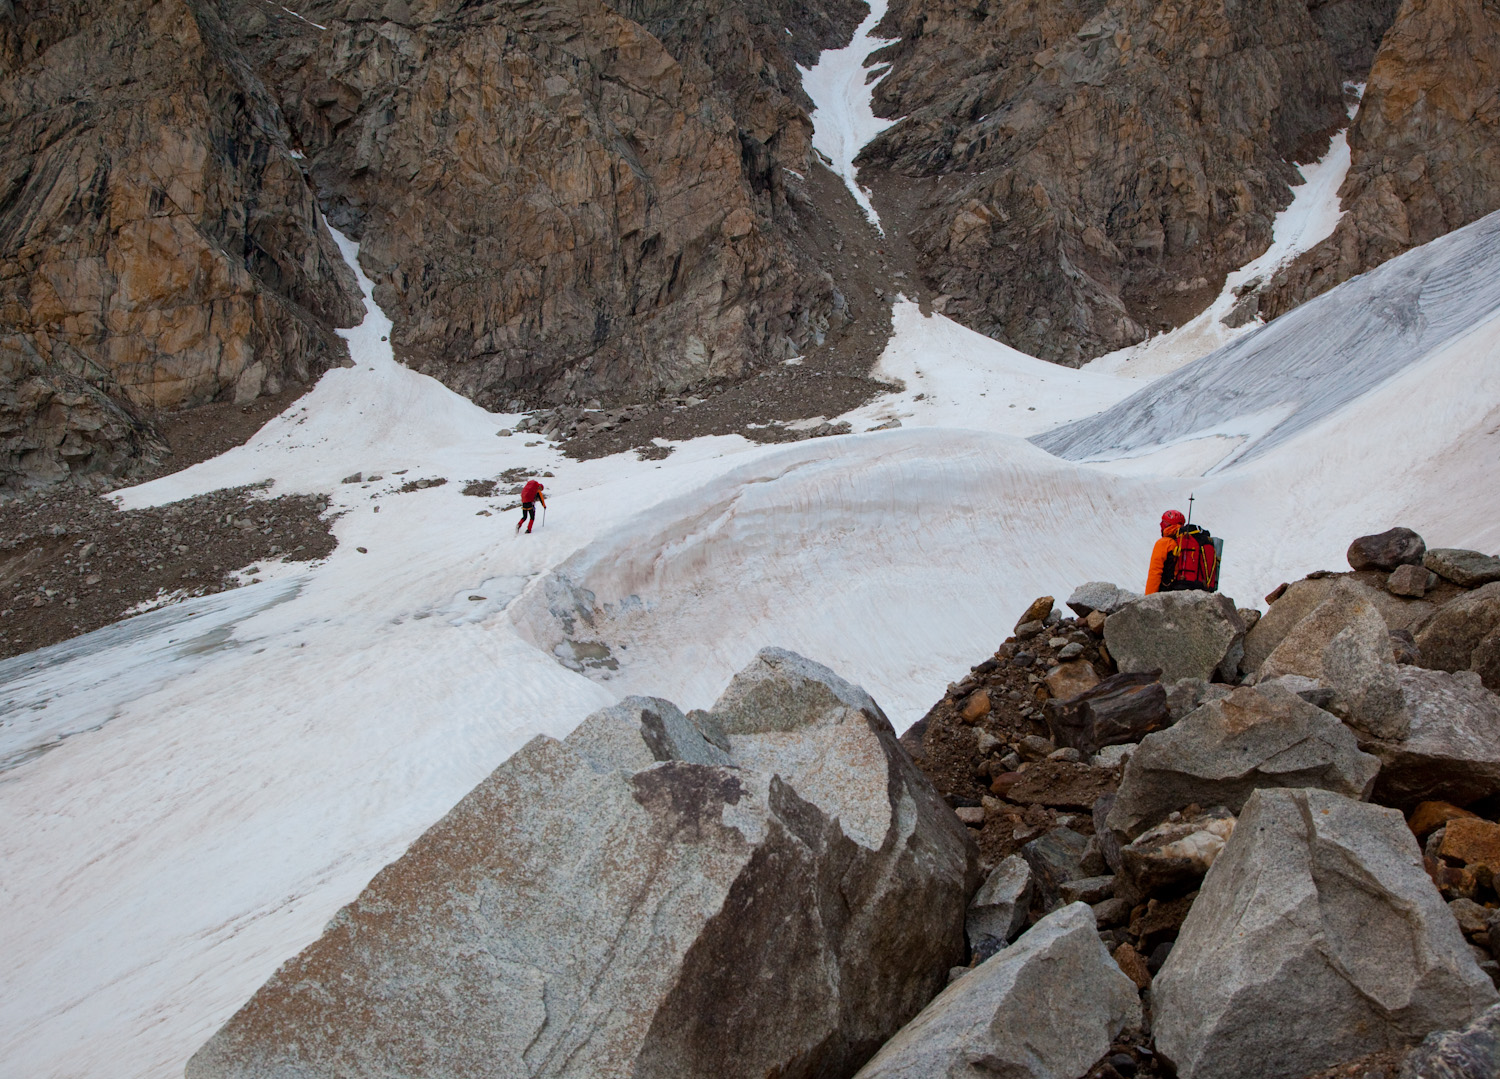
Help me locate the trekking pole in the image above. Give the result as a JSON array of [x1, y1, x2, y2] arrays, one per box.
[[542, 503, 547, 529], [1186, 493, 1195, 525]]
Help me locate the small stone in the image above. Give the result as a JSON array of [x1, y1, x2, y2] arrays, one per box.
[[1060, 875, 1115, 904], [967, 855, 1034, 947], [1426, 549, 1500, 588], [1067, 581, 1143, 617], [1016, 620, 1045, 639], [341, 472, 363, 484], [1086, 610, 1108, 634], [1015, 596, 1055, 631], [1017, 735, 1056, 760], [976, 730, 1002, 755], [1113, 942, 1152, 989], [1048, 747, 1084, 763], [496, 428, 512, 437], [961, 690, 992, 722], [468, 595, 485, 601], [356, 547, 368, 554], [1048, 636, 1070, 649], [999, 752, 1022, 771], [955, 806, 986, 826], [1091, 744, 1135, 770], [1388, 562, 1434, 597], [1092, 896, 1132, 928], [1057, 642, 1084, 660], [1045, 660, 1100, 700], [84, 574, 101, 585], [1012, 651, 1037, 668], [1450, 897, 1490, 936]]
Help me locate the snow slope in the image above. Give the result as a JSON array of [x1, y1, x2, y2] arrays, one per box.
[[1037, 208, 1500, 469]]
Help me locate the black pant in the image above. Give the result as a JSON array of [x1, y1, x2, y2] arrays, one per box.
[[518, 502, 536, 530]]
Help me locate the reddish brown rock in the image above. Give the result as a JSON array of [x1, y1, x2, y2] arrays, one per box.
[[1113, 942, 1153, 989], [1440, 818, 1500, 873], [1004, 760, 1118, 809], [1410, 801, 1481, 840], [961, 689, 993, 722]]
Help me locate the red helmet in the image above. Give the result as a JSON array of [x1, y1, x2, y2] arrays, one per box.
[[1160, 510, 1186, 530]]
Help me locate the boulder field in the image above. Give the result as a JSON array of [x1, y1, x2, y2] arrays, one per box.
[[190, 527, 1500, 1079]]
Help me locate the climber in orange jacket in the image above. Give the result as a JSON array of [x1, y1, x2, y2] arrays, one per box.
[[1145, 510, 1186, 594]]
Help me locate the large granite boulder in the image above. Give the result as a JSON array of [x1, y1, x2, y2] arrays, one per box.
[[1364, 668, 1500, 810], [1258, 578, 1390, 684], [1106, 683, 1379, 841], [187, 650, 976, 1079], [1154, 788, 1498, 1079], [1104, 591, 1247, 685], [852, 904, 1141, 1079]]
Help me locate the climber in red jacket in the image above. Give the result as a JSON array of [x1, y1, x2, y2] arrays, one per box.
[[517, 479, 546, 534], [1145, 509, 1185, 594]]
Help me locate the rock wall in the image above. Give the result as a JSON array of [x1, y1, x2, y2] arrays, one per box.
[[228, 0, 863, 410], [856, 0, 1352, 365], [0, 0, 363, 487], [1261, 0, 1500, 319]]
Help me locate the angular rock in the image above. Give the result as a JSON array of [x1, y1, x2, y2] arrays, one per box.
[[1165, 678, 1235, 722], [1348, 527, 1427, 571], [853, 904, 1141, 1079], [1427, 550, 1500, 589], [1398, 1004, 1500, 1079], [1254, 673, 1334, 709], [1322, 618, 1409, 739], [1155, 788, 1499, 1079], [1059, 875, 1115, 904], [1259, 578, 1392, 684], [1106, 683, 1380, 841], [1067, 582, 1143, 618], [1410, 802, 1481, 841], [1045, 670, 1172, 756], [1113, 942, 1153, 990], [1242, 576, 1341, 674], [1390, 563, 1436, 597], [1367, 668, 1500, 810], [1015, 595, 1055, 631], [1104, 591, 1247, 685], [960, 689, 991, 722], [1119, 807, 1236, 897], [1044, 660, 1100, 700], [1022, 826, 1092, 910], [187, 650, 975, 1079], [966, 855, 1033, 949], [1416, 583, 1500, 675], [1439, 819, 1500, 876]]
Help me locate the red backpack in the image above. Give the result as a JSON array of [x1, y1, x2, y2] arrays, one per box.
[[1167, 524, 1222, 592]]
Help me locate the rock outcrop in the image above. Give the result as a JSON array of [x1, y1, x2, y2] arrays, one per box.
[[853, 903, 1141, 1079], [227, 0, 861, 411], [0, 0, 364, 487], [856, 0, 1352, 364], [1261, 0, 1500, 319], [187, 650, 976, 1079], [1154, 788, 1498, 1079]]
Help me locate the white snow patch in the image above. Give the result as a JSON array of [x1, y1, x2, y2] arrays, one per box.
[[800, 0, 897, 228]]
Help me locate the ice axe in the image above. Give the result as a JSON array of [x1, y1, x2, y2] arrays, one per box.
[[1187, 492, 1195, 525]]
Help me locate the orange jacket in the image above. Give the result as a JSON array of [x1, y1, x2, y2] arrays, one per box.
[[1145, 530, 1179, 594]]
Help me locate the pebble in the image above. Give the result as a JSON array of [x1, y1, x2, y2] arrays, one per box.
[[1048, 636, 1069, 649], [1057, 642, 1084, 659]]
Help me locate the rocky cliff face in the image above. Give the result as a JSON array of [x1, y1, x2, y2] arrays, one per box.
[[0, 0, 363, 487], [1261, 0, 1500, 320], [856, 0, 1359, 364], [228, 0, 864, 410]]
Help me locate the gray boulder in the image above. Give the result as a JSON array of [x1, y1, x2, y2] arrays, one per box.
[[1417, 583, 1500, 676], [1106, 683, 1380, 841], [1427, 549, 1500, 588], [1347, 526, 1427, 571], [853, 903, 1141, 1079], [1067, 581, 1143, 617], [1165, 677, 1235, 722], [1154, 788, 1498, 1079], [1321, 619, 1409, 740], [1243, 577, 1340, 674], [1258, 578, 1390, 684], [1398, 1003, 1500, 1079], [1366, 667, 1500, 810], [1021, 826, 1105, 910], [1104, 591, 1247, 684], [966, 855, 1033, 950], [187, 650, 976, 1079]]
